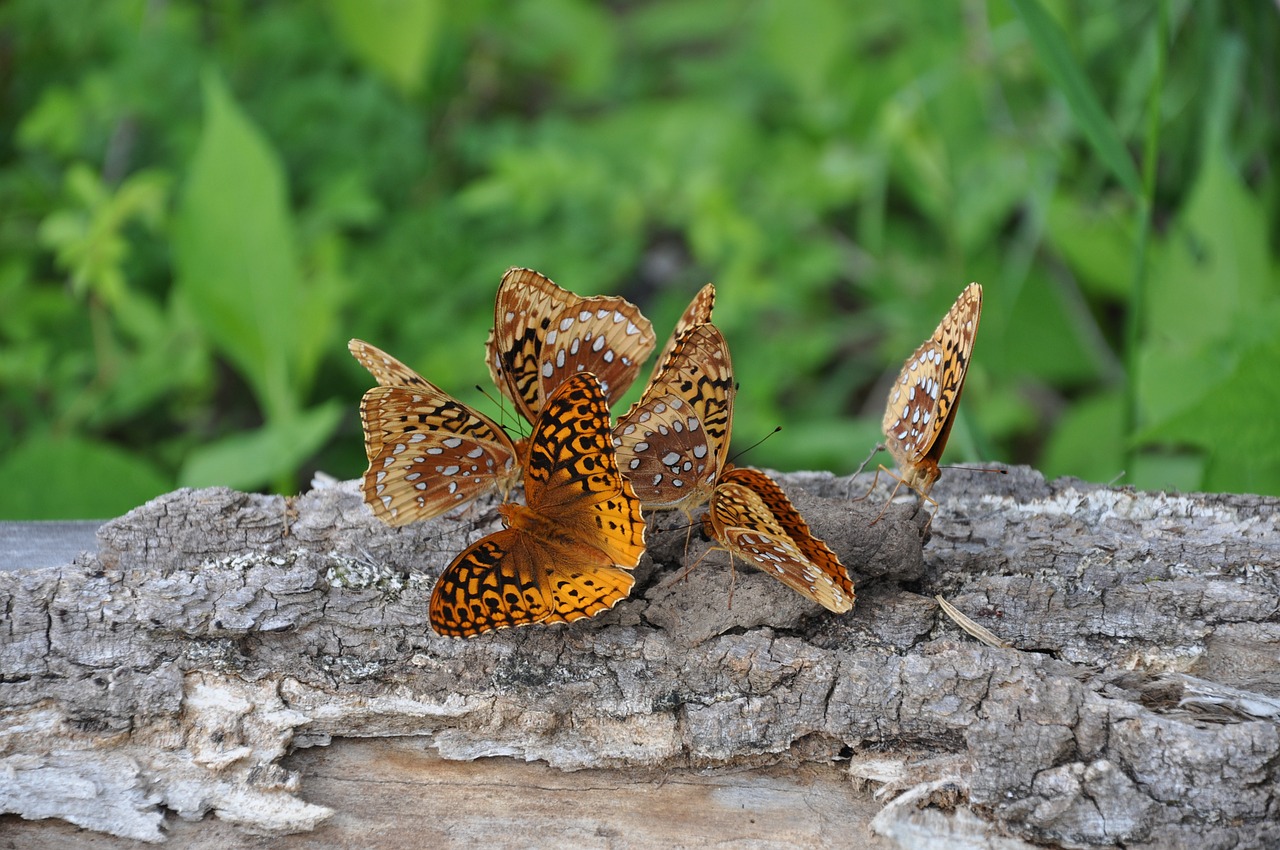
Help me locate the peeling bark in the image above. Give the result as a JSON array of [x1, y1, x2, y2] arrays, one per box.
[[1, 467, 1278, 847]]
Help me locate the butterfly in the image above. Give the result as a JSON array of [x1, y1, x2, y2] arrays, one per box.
[[486, 267, 657, 425], [350, 339, 523, 527], [704, 466, 854, 614], [879, 282, 983, 503], [429, 371, 648, 637], [613, 289, 733, 512]]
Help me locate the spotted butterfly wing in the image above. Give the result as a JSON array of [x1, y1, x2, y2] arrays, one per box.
[[349, 338, 433, 390], [429, 372, 647, 637], [486, 267, 656, 424], [350, 339, 437, 462], [882, 283, 983, 497], [352, 340, 521, 526], [614, 321, 734, 512], [645, 282, 716, 389], [705, 467, 854, 614]]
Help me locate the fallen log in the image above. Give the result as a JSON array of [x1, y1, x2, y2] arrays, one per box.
[[1, 466, 1277, 848]]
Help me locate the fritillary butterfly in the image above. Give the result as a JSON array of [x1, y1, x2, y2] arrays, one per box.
[[429, 372, 647, 637], [881, 282, 983, 500], [614, 311, 734, 513], [704, 467, 854, 613], [351, 339, 522, 526], [486, 267, 656, 424]]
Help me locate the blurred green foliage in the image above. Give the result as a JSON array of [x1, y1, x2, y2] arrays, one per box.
[[0, 0, 1276, 518]]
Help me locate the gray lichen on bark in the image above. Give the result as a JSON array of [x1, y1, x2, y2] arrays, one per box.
[[1, 466, 1278, 847]]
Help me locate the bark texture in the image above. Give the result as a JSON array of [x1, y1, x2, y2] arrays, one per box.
[[1, 466, 1278, 847]]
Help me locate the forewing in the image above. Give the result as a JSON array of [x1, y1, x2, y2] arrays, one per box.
[[538, 296, 656, 411], [882, 283, 983, 487], [360, 385, 519, 526], [718, 468, 851, 604], [615, 322, 734, 510], [524, 372, 646, 569], [348, 338, 432, 389], [646, 283, 716, 388], [709, 475, 854, 614], [486, 267, 572, 423]]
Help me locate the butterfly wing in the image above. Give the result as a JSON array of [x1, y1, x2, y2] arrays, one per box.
[[428, 372, 644, 637], [882, 283, 983, 495], [614, 322, 734, 511], [487, 267, 656, 423], [349, 338, 433, 390], [486, 268, 574, 423], [428, 529, 639, 637], [359, 385, 520, 526], [525, 372, 647, 568], [538, 296, 657, 413], [707, 470, 854, 614], [645, 283, 716, 389]]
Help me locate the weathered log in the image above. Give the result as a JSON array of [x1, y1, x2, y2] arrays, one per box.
[[1, 466, 1277, 848]]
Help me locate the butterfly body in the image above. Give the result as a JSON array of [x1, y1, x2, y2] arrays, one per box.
[[881, 283, 983, 498]]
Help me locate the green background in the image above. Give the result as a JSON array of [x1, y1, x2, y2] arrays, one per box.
[[1, 0, 1276, 519]]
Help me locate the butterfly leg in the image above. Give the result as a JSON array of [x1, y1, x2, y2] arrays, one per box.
[[674, 517, 718, 583], [910, 489, 941, 533], [869, 466, 908, 526], [845, 443, 886, 501]]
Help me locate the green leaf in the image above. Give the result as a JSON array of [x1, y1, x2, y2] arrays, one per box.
[[1146, 153, 1273, 351], [0, 436, 171, 520], [1041, 390, 1125, 484], [325, 0, 444, 95], [1139, 152, 1277, 426], [1044, 193, 1136, 300], [1140, 337, 1280, 480], [1007, 0, 1143, 198], [173, 70, 302, 421], [178, 401, 344, 492]]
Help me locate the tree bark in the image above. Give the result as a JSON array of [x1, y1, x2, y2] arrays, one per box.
[[1, 466, 1277, 848]]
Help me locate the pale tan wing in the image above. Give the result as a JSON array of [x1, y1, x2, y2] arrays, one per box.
[[882, 283, 983, 495], [707, 472, 854, 614], [359, 385, 520, 526], [614, 322, 734, 511], [645, 283, 716, 389], [538, 295, 656, 412], [717, 468, 848, 597], [348, 338, 432, 389], [487, 267, 657, 423]]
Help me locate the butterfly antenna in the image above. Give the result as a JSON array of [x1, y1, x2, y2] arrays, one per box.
[[727, 426, 783, 467], [938, 465, 1007, 476], [475, 383, 529, 439]]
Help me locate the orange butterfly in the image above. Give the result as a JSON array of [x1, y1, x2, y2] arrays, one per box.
[[429, 372, 647, 637], [486, 267, 656, 424], [704, 467, 854, 613], [350, 339, 522, 526]]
